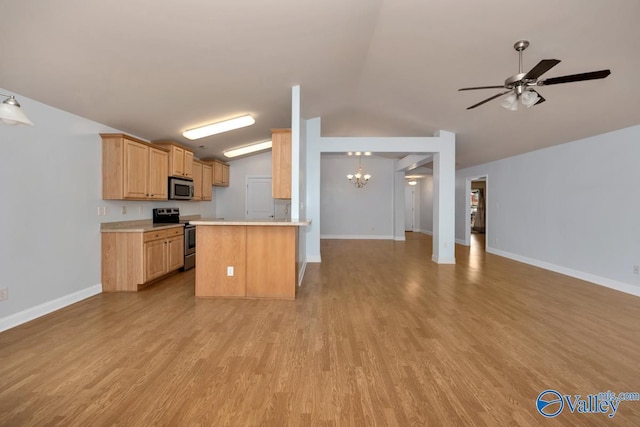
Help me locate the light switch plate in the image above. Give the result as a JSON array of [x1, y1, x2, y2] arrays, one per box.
[[227, 266, 234, 277]]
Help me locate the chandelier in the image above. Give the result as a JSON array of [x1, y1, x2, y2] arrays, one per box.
[[346, 153, 371, 188]]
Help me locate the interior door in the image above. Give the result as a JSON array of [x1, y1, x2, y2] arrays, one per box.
[[404, 186, 415, 231], [246, 177, 275, 219]]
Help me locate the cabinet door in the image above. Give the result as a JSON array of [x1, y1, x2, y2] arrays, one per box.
[[167, 235, 184, 272], [184, 151, 194, 178], [123, 139, 149, 199], [192, 161, 203, 200], [148, 147, 168, 199], [222, 164, 230, 187], [144, 239, 167, 282], [202, 164, 213, 200], [271, 130, 291, 199], [172, 146, 185, 177], [213, 161, 223, 185]]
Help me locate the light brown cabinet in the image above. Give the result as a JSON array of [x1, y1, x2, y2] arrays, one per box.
[[154, 142, 194, 179], [102, 226, 184, 292], [212, 160, 230, 187], [202, 162, 213, 201], [192, 160, 213, 201], [192, 160, 203, 201], [195, 225, 297, 299], [271, 129, 291, 199], [102, 133, 169, 200]]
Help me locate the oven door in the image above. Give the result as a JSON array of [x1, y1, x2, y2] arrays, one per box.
[[183, 225, 196, 270]]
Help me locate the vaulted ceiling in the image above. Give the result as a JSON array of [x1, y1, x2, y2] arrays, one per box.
[[2, 0, 639, 167]]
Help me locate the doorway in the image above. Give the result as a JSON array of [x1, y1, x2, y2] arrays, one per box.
[[465, 175, 488, 250]]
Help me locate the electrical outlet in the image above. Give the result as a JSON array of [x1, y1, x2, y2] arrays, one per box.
[[634, 265, 639, 275], [0, 288, 8, 301], [138, 205, 144, 214], [97, 207, 102, 216], [227, 266, 234, 277], [121, 206, 127, 215]]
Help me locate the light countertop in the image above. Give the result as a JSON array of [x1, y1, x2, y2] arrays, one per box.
[[189, 218, 311, 227], [101, 222, 184, 233]]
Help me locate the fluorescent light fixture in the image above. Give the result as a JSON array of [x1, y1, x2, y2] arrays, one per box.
[[183, 114, 255, 140], [0, 94, 34, 126], [223, 140, 272, 158]]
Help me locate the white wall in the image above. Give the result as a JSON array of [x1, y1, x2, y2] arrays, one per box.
[[0, 89, 214, 330], [456, 124, 640, 296], [214, 151, 289, 220], [320, 154, 395, 239]]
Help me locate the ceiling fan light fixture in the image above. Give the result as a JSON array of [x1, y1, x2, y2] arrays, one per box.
[[521, 90, 540, 107], [500, 93, 518, 111], [183, 114, 255, 140]]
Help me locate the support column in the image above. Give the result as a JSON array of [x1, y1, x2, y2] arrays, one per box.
[[432, 131, 456, 264]]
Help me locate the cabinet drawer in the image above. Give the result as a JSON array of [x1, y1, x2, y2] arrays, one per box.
[[166, 227, 184, 237], [144, 230, 167, 242]]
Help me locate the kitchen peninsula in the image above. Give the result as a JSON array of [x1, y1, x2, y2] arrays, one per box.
[[190, 219, 311, 299]]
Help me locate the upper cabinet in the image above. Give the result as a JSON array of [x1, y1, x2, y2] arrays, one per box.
[[212, 160, 230, 187], [192, 160, 203, 201], [271, 128, 291, 199], [202, 162, 213, 200], [153, 141, 194, 179], [102, 133, 169, 200]]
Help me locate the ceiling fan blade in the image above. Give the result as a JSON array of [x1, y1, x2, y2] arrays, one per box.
[[539, 69, 611, 86], [523, 59, 561, 80], [535, 92, 546, 105], [466, 90, 512, 110], [459, 85, 505, 91]]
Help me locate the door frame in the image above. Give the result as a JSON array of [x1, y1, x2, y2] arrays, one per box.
[[464, 175, 488, 249]]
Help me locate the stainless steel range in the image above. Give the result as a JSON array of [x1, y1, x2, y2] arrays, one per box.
[[152, 207, 196, 271]]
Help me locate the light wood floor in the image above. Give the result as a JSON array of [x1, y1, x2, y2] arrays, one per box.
[[1, 235, 639, 426]]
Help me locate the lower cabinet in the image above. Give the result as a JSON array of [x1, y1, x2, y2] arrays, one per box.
[[195, 225, 297, 299], [102, 226, 184, 292]]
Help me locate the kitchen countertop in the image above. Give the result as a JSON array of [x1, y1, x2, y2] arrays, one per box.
[[190, 218, 311, 226], [101, 222, 184, 233]]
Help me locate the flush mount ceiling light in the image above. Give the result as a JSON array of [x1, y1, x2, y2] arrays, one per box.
[[0, 93, 34, 125], [223, 139, 272, 158], [183, 114, 255, 140], [407, 180, 418, 186]]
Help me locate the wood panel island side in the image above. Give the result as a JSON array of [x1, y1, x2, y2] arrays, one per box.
[[190, 219, 311, 299]]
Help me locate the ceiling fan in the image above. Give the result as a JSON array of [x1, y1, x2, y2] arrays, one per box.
[[459, 40, 611, 110]]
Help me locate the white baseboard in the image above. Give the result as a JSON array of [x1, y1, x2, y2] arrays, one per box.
[[486, 247, 640, 298], [306, 255, 322, 263], [0, 284, 102, 333], [394, 236, 406, 241], [298, 261, 307, 287], [432, 255, 456, 264], [455, 238, 467, 245], [321, 234, 394, 240], [419, 229, 433, 236]]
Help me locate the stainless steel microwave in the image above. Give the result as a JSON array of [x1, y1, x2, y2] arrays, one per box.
[[168, 177, 194, 200]]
